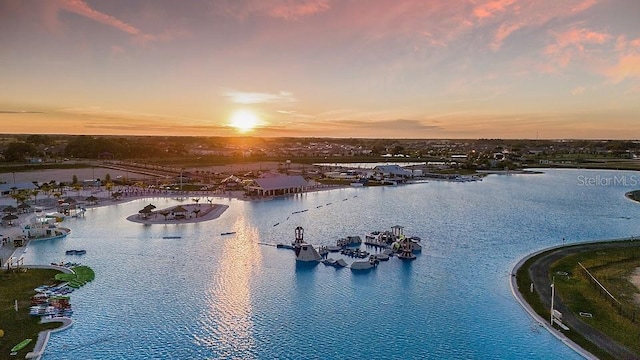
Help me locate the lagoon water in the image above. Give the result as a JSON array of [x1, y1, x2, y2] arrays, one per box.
[[24, 169, 640, 359]]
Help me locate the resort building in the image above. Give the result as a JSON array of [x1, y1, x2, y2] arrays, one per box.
[[0, 182, 38, 196], [373, 165, 412, 178], [246, 175, 308, 197]]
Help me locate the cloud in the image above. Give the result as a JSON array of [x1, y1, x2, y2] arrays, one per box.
[[37, 0, 191, 44], [490, 22, 523, 50], [545, 27, 612, 67], [276, 110, 315, 118], [52, 106, 236, 136], [268, 0, 330, 20], [606, 55, 640, 83], [217, 0, 330, 20], [224, 90, 296, 104], [59, 0, 141, 35], [324, 118, 441, 132], [473, 0, 516, 19], [482, 1, 599, 50], [571, 0, 598, 13], [57, 106, 205, 123], [0, 110, 44, 114], [571, 86, 586, 95]]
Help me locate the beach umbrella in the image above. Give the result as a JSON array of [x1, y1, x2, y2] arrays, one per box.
[[172, 205, 187, 213], [17, 203, 31, 212], [85, 195, 99, 204], [2, 205, 18, 214], [2, 213, 18, 225], [138, 207, 154, 218]]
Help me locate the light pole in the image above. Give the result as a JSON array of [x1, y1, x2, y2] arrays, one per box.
[[550, 277, 555, 325]]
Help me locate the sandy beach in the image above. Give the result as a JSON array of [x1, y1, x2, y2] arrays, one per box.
[[126, 203, 229, 224], [0, 186, 242, 267]]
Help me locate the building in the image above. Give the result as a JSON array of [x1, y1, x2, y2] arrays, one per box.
[[246, 175, 308, 197], [373, 165, 412, 178], [0, 182, 38, 196]]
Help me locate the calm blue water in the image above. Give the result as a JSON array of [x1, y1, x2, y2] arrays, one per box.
[[24, 169, 640, 359]]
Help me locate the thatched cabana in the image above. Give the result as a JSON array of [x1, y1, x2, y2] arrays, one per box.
[[2, 205, 18, 214], [138, 206, 154, 219], [2, 213, 19, 226], [172, 205, 188, 219], [17, 203, 31, 213], [85, 195, 99, 205]]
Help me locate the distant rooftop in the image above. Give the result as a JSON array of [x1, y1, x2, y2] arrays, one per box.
[[252, 176, 308, 191]]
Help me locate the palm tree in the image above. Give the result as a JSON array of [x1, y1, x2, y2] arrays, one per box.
[[105, 182, 114, 197], [11, 190, 28, 206], [31, 189, 40, 205], [192, 208, 201, 218], [39, 183, 52, 201]]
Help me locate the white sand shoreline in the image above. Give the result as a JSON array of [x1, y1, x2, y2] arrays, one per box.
[[126, 203, 229, 224]]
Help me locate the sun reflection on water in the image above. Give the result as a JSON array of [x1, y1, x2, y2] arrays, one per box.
[[194, 217, 262, 358]]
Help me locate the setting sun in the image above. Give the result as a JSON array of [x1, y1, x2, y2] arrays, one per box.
[[229, 110, 259, 133]]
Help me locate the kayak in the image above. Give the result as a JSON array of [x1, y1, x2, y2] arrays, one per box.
[[11, 338, 32, 352]]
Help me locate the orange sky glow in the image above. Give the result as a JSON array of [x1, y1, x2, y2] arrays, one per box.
[[1, 0, 639, 139]]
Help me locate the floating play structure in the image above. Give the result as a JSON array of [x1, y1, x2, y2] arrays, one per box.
[[277, 225, 421, 270], [292, 226, 322, 262]]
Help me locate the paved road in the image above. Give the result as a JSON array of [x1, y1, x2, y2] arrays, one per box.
[[521, 239, 640, 360]]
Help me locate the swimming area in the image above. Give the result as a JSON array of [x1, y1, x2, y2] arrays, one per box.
[[23, 169, 640, 359]]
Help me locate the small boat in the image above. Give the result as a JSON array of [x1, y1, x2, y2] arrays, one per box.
[[65, 249, 86, 255], [11, 338, 33, 353], [220, 231, 236, 236]]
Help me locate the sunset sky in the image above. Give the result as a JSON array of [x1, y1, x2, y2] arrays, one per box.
[[1, 0, 639, 139]]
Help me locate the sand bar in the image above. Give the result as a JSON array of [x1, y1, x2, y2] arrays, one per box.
[[126, 203, 229, 224]]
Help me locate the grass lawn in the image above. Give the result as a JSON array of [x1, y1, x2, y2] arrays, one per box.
[[550, 247, 640, 355], [0, 268, 64, 357], [626, 190, 640, 203], [516, 248, 640, 360]]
